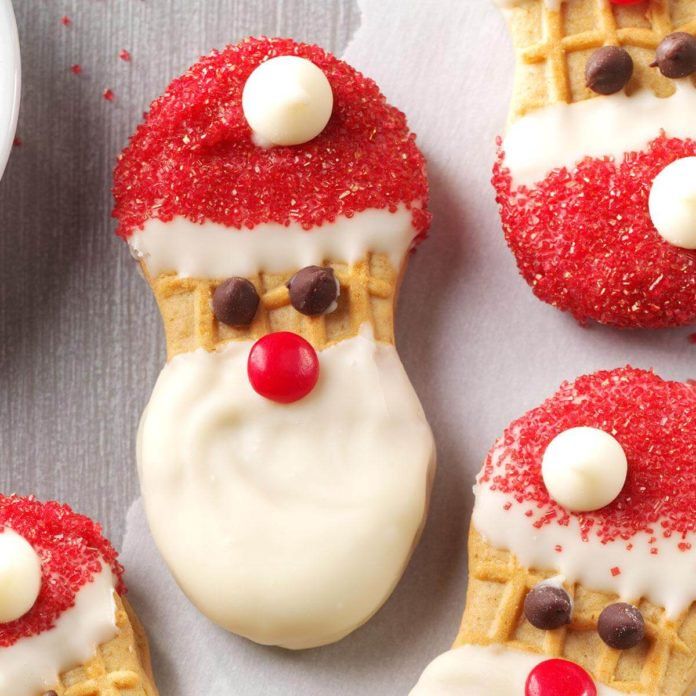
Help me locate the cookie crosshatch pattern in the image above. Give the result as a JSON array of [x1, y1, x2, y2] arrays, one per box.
[[457, 529, 696, 696], [507, 0, 696, 118], [146, 252, 397, 360]]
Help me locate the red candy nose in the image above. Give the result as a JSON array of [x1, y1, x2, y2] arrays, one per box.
[[247, 332, 319, 403], [526, 659, 597, 696]]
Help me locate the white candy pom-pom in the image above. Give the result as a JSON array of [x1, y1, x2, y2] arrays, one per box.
[[649, 156, 696, 250], [242, 56, 333, 147], [542, 427, 627, 513], [0, 530, 42, 623]]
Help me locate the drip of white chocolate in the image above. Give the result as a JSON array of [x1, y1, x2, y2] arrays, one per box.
[[128, 205, 419, 279], [503, 84, 696, 187], [0, 565, 117, 696]]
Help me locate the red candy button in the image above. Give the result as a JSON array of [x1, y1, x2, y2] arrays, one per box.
[[526, 659, 597, 696], [247, 332, 319, 403]]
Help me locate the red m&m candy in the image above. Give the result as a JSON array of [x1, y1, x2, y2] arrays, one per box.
[[526, 659, 597, 696], [247, 332, 319, 403]]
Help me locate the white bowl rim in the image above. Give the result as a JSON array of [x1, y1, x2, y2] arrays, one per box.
[[0, 0, 20, 181]]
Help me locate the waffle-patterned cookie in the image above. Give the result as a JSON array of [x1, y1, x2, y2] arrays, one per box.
[[412, 367, 696, 695], [55, 597, 158, 696], [145, 253, 397, 360], [493, 0, 696, 328], [504, 0, 696, 120], [0, 496, 157, 696], [114, 37, 435, 650], [455, 529, 696, 695]]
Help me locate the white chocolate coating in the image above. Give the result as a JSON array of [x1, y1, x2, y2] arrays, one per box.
[[410, 644, 631, 696], [493, 0, 564, 9], [242, 56, 333, 147], [138, 327, 435, 649], [649, 156, 696, 250], [0, 565, 116, 696], [541, 427, 627, 512], [0, 530, 41, 624], [503, 85, 696, 187], [128, 206, 418, 279], [474, 483, 696, 618]]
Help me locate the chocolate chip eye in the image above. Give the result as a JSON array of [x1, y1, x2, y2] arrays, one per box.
[[652, 32, 696, 79], [286, 266, 339, 316], [212, 277, 260, 326], [524, 582, 573, 630], [585, 46, 633, 95], [597, 602, 645, 649]]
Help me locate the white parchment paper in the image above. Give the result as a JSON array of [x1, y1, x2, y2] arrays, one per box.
[[121, 1, 696, 693]]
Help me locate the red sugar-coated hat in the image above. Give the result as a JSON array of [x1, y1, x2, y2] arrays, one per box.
[[0, 495, 123, 648], [113, 37, 430, 241], [479, 367, 696, 545]]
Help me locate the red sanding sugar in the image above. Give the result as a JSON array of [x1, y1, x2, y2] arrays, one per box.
[[119, 49, 132, 62], [493, 135, 696, 328], [103, 89, 115, 102], [70, 64, 82, 75], [0, 496, 123, 648], [113, 37, 430, 241], [479, 367, 696, 545], [60, 16, 71, 26]]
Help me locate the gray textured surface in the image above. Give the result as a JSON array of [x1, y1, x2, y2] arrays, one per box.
[[0, 0, 359, 542]]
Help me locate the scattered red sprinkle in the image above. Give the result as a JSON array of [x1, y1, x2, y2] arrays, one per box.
[[103, 88, 115, 102], [12, 136, 21, 147], [626, 543, 633, 551], [651, 548, 659, 555], [119, 49, 132, 62], [503, 502, 512, 511], [70, 64, 82, 75], [611, 567, 621, 577], [479, 367, 696, 546], [554, 544, 563, 553], [0, 496, 123, 648], [113, 37, 430, 241], [679, 542, 692, 551], [60, 15, 71, 26], [493, 136, 696, 328]]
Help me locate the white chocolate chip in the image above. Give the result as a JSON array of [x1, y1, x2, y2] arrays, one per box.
[[0, 530, 42, 623], [242, 56, 333, 147], [542, 427, 627, 513], [649, 156, 696, 250]]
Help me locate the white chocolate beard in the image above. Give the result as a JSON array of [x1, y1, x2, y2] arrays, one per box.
[[137, 327, 435, 649], [473, 482, 696, 618], [410, 644, 635, 695], [502, 84, 696, 187], [0, 565, 117, 696], [128, 205, 419, 279]]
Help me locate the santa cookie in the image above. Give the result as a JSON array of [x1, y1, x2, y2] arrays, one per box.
[[493, 0, 696, 328], [113, 37, 436, 649], [412, 367, 696, 695], [0, 495, 157, 696]]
